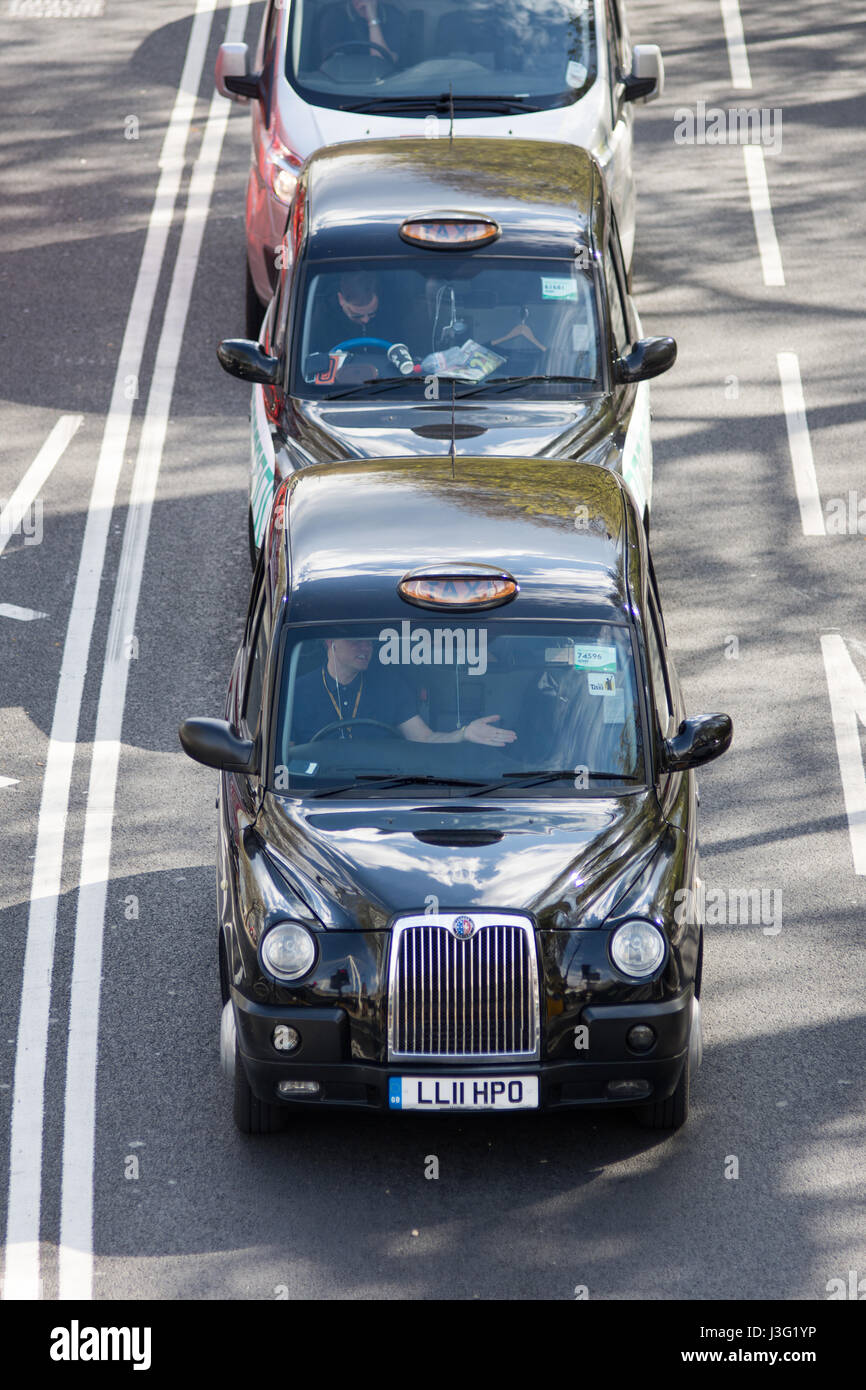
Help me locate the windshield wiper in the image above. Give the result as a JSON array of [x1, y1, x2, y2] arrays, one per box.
[[456, 374, 598, 399], [342, 94, 541, 114], [468, 770, 643, 796], [312, 773, 488, 798], [320, 376, 422, 401]]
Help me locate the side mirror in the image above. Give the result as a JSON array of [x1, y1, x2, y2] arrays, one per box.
[[663, 714, 733, 772], [215, 43, 259, 103], [622, 44, 664, 104], [615, 336, 677, 385], [179, 718, 258, 774], [217, 338, 281, 385]]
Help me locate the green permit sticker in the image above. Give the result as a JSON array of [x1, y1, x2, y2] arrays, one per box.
[[574, 644, 617, 671], [541, 277, 577, 300]]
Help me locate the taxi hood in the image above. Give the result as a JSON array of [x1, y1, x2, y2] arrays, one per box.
[[255, 790, 670, 932], [290, 396, 607, 462]]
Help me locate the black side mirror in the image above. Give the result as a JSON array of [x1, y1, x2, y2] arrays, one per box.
[[224, 72, 261, 100], [217, 339, 281, 385], [663, 714, 733, 772], [615, 336, 677, 385], [179, 718, 258, 774]]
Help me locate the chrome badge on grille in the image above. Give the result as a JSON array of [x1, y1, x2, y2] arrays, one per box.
[[450, 915, 476, 940]]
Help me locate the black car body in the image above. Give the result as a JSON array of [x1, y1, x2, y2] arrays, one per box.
[[180, 457, 731, 1133], [217, 139, 676, 555]]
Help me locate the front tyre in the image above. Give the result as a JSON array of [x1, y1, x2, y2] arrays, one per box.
[[632, 1050, 689, 1131], [232, 1040, 287, 1135]]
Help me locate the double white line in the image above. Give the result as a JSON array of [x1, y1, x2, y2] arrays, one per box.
[[3, 0, 248, 1300]]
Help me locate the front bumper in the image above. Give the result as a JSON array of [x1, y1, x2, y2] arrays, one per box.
[[227, 987, 694, 1113]]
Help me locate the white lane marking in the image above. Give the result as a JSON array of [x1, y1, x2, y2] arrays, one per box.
[[57, 0, 250, 1302], [777, 352, 825, 536], [743, 146, 785, 287], [0, 776, 20, 789], [0, 605, 48, 622], [0, 415, 82, 560], [2, 0, 219, 1303], [821, 635, 866, 875], [720, 0, 753, 89]]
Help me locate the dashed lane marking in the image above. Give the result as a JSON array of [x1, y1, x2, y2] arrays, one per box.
[[778, 352, 825, 537]]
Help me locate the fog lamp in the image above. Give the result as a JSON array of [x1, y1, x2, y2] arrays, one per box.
[[626, 1024, 656, 1053], [606, 1079, 652, 1099], [272, 1025, 300, 1053], [276, 1080, 320, 1096]]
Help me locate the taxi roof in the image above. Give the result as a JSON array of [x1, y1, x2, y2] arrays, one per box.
[[302, 139, 602, 259], [278, 457, 638, 627]]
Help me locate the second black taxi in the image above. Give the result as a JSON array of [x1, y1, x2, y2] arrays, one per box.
[[180, 456, 731, 1134], [216, 138, 676, 556]]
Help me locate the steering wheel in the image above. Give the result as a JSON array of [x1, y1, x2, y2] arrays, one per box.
[[330, 337, 395, 355], [309, 717, 401, 742], [321, 40, 399, 70]]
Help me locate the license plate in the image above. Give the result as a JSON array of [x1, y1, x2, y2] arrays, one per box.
[[389, 1076, 539, 1111]]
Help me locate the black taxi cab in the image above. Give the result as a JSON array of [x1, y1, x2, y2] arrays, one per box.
[[215, 139, 676, 557], [179, 456, 731, 1134]]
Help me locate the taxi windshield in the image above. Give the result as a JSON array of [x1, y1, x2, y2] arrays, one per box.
[[272, 619, 646, 797], [291, 256, 601, 400], [286, 0, 596, 112]]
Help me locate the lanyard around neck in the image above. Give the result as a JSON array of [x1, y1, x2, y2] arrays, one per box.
[[322, 666, 363, 732]]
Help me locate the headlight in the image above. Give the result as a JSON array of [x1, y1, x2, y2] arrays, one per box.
[[267, 139, 302, 204], [260, 921, 317, 981], [271, 167, 298, 203], [609, 920, 666, 978]]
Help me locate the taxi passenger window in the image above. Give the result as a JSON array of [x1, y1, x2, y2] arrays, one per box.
[[645, 605, 673, 735], [604, 238, 630, 358], [243, 600, 268, 735]]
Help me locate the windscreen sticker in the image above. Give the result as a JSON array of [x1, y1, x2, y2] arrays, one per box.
[[566, 60, 588, 89], [587, 671, 618, 697], [574, 645, 617, 671], [602, 690, 627, 724], [541, 277, 578, 300], [572, 323, 593, 352]]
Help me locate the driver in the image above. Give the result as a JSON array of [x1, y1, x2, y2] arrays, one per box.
[[317, 271, 395, 348], [291, 636, 517, 747], [318, 1, 406, 66]]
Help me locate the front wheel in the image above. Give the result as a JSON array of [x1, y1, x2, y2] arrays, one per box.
[[233, 1040, 287, 1135], [632, 1050, 689, 1131]]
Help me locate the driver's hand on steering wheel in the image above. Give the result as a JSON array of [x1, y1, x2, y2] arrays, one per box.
[[354, 1, 398, 61], [465, 715, 517, 747]]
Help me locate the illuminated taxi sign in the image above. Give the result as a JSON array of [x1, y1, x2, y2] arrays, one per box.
[[398, 565, 518, 611], [400, 214, 500, 250]]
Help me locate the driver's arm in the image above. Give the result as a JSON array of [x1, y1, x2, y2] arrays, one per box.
[[399, 714, 517, 747]]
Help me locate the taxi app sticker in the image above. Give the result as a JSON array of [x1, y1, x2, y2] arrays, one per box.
[[587, 671, 617, 697]]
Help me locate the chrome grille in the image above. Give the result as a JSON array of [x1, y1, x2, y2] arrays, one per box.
[[387, 914, 540, 1061]]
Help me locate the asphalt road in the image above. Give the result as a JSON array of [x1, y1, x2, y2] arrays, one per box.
[[0, 0, 864, 1301]]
